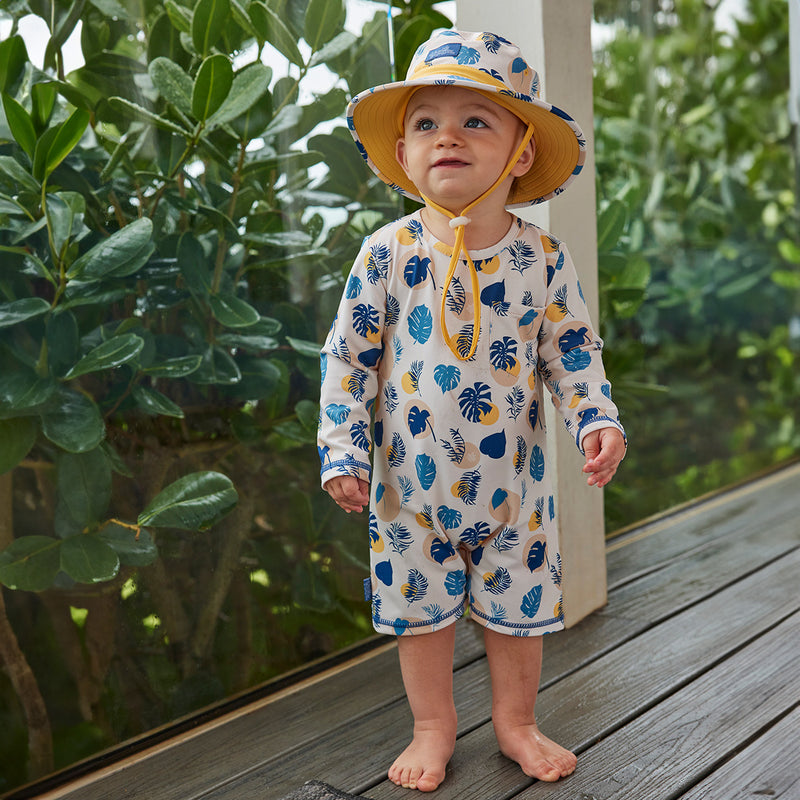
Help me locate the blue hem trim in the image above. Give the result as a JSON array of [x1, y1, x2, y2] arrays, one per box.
[[373, 600, 466, 635], [320, 459, 372, 479], [470, 606, 564, 631], [575, 417, 625, 453]]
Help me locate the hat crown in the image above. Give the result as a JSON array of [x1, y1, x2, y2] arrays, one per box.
[[406, 30, 540, 102]]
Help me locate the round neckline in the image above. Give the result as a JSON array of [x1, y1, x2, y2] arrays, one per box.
[[415, 210, 521, 259]]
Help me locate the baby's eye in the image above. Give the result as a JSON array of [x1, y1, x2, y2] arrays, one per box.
[[414, 118, 436, 131], [465, 117, 487, 128]]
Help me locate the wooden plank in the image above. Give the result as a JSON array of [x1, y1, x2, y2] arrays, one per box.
[[677, 707, 800, 799], [605, 462, 800, 587], [366, 549, 800, 799], [517, 612, 800, 799]]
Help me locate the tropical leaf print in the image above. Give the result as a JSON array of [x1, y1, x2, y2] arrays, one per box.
[[365, 243, 390, 283], [561, 349, 592, 373], [383, 382, 398, 415], [396, 217, 424, 245], [442, 428, 466, 465], [489, 601, 508, 622], [444, 569, 467, 597], [506, 239, 537, 275], [506, 386, 525, 421], [481, 32, 503, 54], [527, 537, 547, 572], [325, 403, 350, 425], [386, 522, 413, 555], [402, 568, 429, 603], [408, 404, 434, 439], [569, 381, 590, 408], [345, 274, 362, 299], [344, 371, 367, 402], [483, 566, 512, 595], [456, 45, 481, 65], [415, 454, 436, 490], [522, 290, 534, 306], [398, 475, 414, 507], [490, 336, 517, 370], [434, 364, 461, 393], [349, 420, 370, 452], [369, 513, 382, 551], [456, 325, 476, 360], [458, 382, 493, 423], [548, 284, 570, 320], [403, 360, 423, 394], [529, 398, 540, 430], [530, 444, 545, 482], [416, 503, 434, 530], [331, 336, 350, 362], [446, 276, 466, 314], [403, 255, 436, 288], [392, 333, 403, 364], [550, 553, 563, 587], [408, 305, 433, 344], [453, 469, 481, 505], [386, 432, 406, 468], [549, 495, 556, 522], [423, 603, 444, 620], [492, 527, 519, 553], [529, 495, 544, 530], [437, 505, 462, 531], [513, 436, 527, 476], [521, 585, 542, 618], [385, 295, 400, 327], [460, 520, 491, 547], [352, 304, 379, 339], [430, 537, 456, 564]]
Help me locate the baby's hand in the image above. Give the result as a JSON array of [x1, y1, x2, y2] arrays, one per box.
[[325, 475, 370, 513], [582, 428, 626, 488]]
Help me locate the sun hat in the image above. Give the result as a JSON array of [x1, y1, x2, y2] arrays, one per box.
[[346, 29, 586, 208]]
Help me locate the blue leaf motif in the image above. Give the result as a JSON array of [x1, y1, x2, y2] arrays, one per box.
[[415, 454, 436, 490], [561, 349, 592, 373], [526, 538, 547, 572], [430, 537, 456, 564], [325, 404, 350, 425], [444, 569, 467, 597], [403, 255, 436, 288], [529, 444, 545, 482], [385, 295, 400, 327], [386, 522, 413, 555], [408, 305, 433, 344], [437, 505, 462, 531], [483, 566, 512, 595], [433, 364, 461, 393], [402, 568, 429, 603], [453, 469, 481, 505], [387, 432, 406, 468], [521, 585, 543, 618], [349, 420, 370, 451], [458, 382, 493, 423], [407, 405, 433, 438], [352, 303, 380, 338], [345, 274, 362, 299]]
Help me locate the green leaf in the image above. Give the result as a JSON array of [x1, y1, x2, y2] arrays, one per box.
[[0, 370, 57, 415], [249, 2, 304, 66], [286, 336, 321, 359], [0, 417, 37, 474], [43, 108, 91, 180], [207, 62, 271, 126], [192, 0, 231, 56], [132, 385, 185, 418], [0, 536, 60, 591], [0, 35, 28, 94], [309, 30, 356, 68], [41, 388, 105, 453], [263, 104, 303, 138], [597, 199, 627, 253], [208, 293, 260, 327], [67, 218, 154, 281], [0, 155, 41, 195], [190, 345, 241, 384], [304, 0, 344, 52], [108, 97, 192, 136], [45, 191, 86, 259], [65, 333, 145, 378], [138, 471, 238, 530], [60, 535, 120, 584], [57, 449, 112, 526], [148, 57, 193, 116], [778, 239, 800, 264], [98, 523, 158, 567], [2, 93, 36, 157], [0, 297, 50, 330], [164, 0, 193, 33], [31, 82, 57, 130], [142, 354, 203, 378], [192, 54, 233, 121]]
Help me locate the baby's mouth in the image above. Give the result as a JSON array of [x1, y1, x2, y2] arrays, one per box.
[[433, 158, 468, 168]]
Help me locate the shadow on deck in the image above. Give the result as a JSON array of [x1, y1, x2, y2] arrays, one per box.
[[26, 462, 800, 800]]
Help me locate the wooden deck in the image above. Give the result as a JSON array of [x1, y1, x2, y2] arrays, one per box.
[[31, 462, 800, 800]]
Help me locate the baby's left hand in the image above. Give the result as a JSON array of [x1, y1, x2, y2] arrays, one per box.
[[582, 428, 626, 488]]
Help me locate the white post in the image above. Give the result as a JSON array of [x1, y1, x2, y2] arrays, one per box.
[[456, 0, 607, 625]]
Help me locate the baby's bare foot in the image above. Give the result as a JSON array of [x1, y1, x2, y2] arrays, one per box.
[[388, 724, 456, 791], [494, 722, 576, 782]]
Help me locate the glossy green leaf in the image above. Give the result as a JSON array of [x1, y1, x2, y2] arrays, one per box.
[[98, 523, 158, 567], [262, 104, 302, 138], [249, 2, 304, 66], [141, 354, 203, 378], [2, 93, 36, 157], [190, 345, 241, 384], [0, 155, 41, 194], [286, 336, 320, 359], [46, 310, 80, 377], [0, 536, 60, 591], [0, 297, 50, 330], [132, 385, 185, 418], [60, 535, 119, 584], [41, 388, 105, 453], [308, 30, 356, 68], [148, 57, 193, 115], [164, 0, 192, 33], [31, 83, 57, 130], [43, 108, 91, 180], [597, 199, 627, 253], [208, 293, 260, 328], [207, 62, 270, 126], [192, 0, 230, 56], [108, 97, 191, 136], [66, 333, 144, 378], [57, 449, 112, 526], [0, 417, 37, 474], [67, 218, 154, 281], [192, 54, 233, 121], [138, 471, 238, 530], [45, 191, 86, 259], [304, 0, 344, 53], [0, 35, 27, 93], [0, 371, 57, 414]]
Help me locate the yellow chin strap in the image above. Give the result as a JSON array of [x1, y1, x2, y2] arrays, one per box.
[[421, 123, 535, 361]]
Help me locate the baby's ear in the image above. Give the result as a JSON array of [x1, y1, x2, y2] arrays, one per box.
[[512, 135, 536, 177], [396, 138, 412, 179]]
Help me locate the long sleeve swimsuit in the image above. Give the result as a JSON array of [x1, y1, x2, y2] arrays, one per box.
[[318, 210, 624, 637]]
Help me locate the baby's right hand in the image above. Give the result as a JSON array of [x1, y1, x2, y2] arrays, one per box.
[[325, 476, 370, 514]]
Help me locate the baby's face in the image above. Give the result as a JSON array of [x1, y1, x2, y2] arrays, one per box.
[[396, 86, 533, 214]]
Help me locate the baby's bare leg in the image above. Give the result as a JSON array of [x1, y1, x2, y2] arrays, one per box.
[[484, 628, 576, 782], [389, 625, 458, 792]]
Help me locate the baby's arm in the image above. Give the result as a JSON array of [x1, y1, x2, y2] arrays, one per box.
[[324, 475, 370, 514], [581, 428, 626, 488]]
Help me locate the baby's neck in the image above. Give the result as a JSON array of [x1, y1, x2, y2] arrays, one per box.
[[420, 206, 515, 250]]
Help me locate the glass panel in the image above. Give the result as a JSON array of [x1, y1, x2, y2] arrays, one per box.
[[592, 0, 799, 530]]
